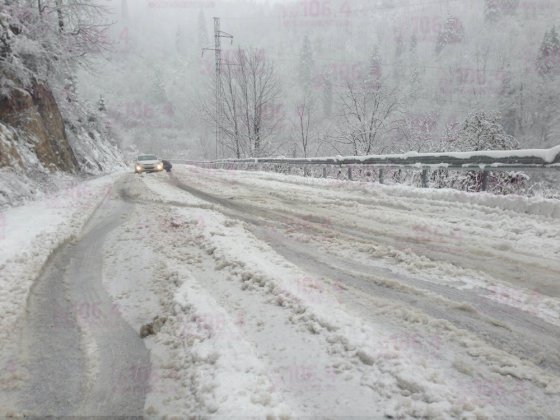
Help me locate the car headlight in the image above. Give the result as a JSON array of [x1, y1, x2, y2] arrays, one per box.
[[136, 165, 142, 171], [157, 164, 163, 170]]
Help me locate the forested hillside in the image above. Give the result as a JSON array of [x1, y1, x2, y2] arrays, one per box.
[[79, 0, 560, 160]]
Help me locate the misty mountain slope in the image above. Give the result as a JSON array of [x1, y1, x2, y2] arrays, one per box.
[[79, 0, 560, 161]]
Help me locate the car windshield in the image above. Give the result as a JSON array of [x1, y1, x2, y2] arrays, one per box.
[[138, 155, 157, 161]]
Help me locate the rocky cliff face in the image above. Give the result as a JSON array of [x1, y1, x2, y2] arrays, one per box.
[[0, 80, 78, 173], [0, 77, 125, 207]]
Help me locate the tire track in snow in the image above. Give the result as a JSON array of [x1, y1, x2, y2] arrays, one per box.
[[177, 168, 560, 298], [18, 182, 150, 416]]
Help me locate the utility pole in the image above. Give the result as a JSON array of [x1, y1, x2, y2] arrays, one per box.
[[203, 17, 233, 160]]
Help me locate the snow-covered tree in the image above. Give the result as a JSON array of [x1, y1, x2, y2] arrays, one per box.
[[498, 66, 523, 137], [150, 72, 167, 103], [484, 0, 501, 22], [334, 80, 399, 156], [203, 48, 282, 158], [367, 46, 382, 85], [394, 114, 439, 153], [410, 34, 418, 53], [485, 0, 520, 21], [501, 0, 520, 16], [435, 15, 465, 55], [98, 95, 106, 112], [393, 34, 405, 82], [299, 34, 314, 92], [292, 91, 317, 158], [455, 112, 518, 151], [536, 27, 560, 77], [322, 75, 333, 118]]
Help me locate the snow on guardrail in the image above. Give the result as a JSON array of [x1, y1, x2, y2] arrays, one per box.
[[170, 145, 560, 169]]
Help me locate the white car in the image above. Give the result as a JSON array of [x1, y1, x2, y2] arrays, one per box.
[[135, 154, 164, 174]]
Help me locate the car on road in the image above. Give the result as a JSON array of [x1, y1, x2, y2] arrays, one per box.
[[135, 154, 164, 174]]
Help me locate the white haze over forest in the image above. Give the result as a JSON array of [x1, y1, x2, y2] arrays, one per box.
[[77, 0, 560, 160]]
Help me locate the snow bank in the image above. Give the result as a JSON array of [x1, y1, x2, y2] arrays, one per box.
[[0, 173, 122, 350], [229, 168, 560, 219], [164, 273, 289, 416], [142, 176, 560, 417], [143, 168, 560, 415]]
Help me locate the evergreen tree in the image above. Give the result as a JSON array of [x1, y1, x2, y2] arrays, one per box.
[[484, 0, 501, 22], [393, 34, 404, 82], [151, 72, 167, 103], [410, 34, 418, 53], [367, 46, 382, 85], [533, 73, 560, 146], [322, 75, 333, 118], [498, 67, 521, 136], [299, 34, 314, 92], [535, 86, 558, 146], [408, 36, 420, 101], [63, 77, 78, 103], [98, 95, 106, 112], [314, 35, 324, 56], [435, 15, 464, 54], [537, 27, 560, 77], [485, 0, 520, 20], [501, 0, 520, 16]]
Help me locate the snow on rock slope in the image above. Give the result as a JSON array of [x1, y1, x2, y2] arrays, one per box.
[[0, 78, 125, 207]]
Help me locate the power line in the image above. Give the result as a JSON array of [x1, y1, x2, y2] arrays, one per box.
[[203, 17, 234, 159]]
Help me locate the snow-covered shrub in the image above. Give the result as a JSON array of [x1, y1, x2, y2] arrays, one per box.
[[453, 111, 519, 152], [429, 112, 527, 194], [427, 169, 530, 195]]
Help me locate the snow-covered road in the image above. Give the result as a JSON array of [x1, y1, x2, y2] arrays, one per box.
[[1, 166, 559, 417]]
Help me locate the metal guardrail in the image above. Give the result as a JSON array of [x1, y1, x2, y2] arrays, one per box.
[[168, 145, 560, 191]]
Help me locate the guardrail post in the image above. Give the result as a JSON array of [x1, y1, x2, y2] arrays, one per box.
[[378, 168, 384, 184], [348, 167, 353, 181], [322, 166, 327, 178], [421, 168, 428, 188], [481, 170, 489, 192]]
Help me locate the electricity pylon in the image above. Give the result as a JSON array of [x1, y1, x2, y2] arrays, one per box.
[[202, 17, 233, 160]]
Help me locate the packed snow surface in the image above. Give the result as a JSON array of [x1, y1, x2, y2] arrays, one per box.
[[1, 166, 559, 417]]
